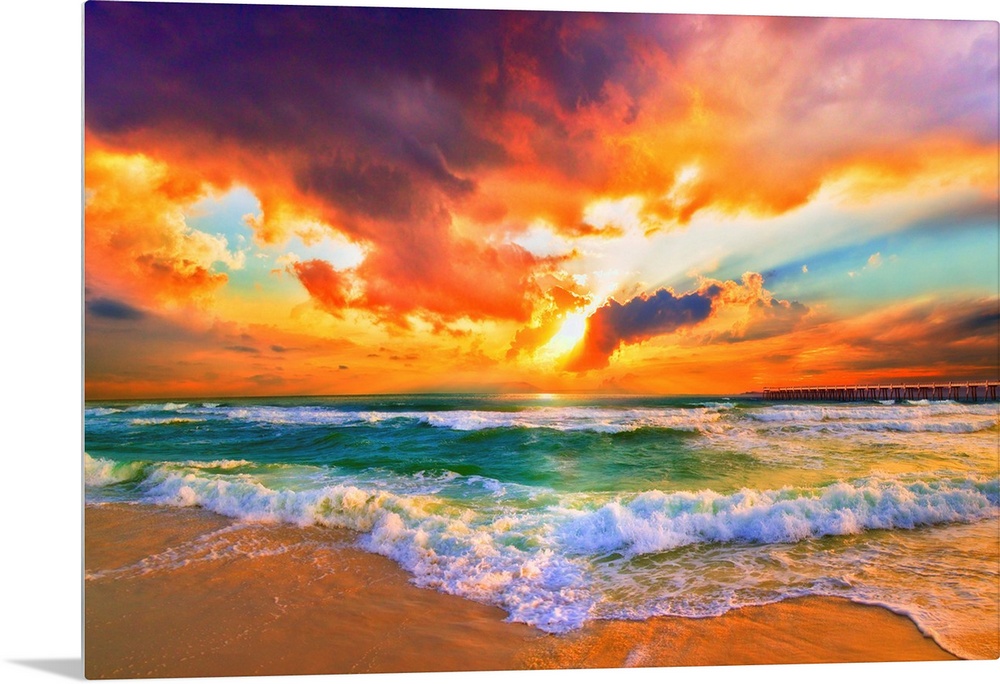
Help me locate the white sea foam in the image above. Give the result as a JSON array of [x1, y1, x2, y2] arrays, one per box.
[[395, 406, 725, 433], [555, 477, 1000, 556], [84, 453, 147, 486], [85, 522, 295, 581], [85, 407, 123, 417], [697, 401, 735, 410], [222, 406, 365, 426], [115, 401, 998, 437], [855, 418, 998, 433], [154, 404, 729, 434], [777, 401, 991, 418], [91, 457, 999, 633], [175, 459, 255, 470], [129, 417, 207, 426], [127, 402, 192, 413], [749, 403, 999, 434], [134, 465, 595, 631], [84, 397, 1000, 650], [233, 405, 722, 432]]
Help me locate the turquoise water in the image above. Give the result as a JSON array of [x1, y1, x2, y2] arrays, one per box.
[[84, 394, 1000, 657]]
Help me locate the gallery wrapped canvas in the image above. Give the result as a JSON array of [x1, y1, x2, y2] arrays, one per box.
[[83, 1, 999, 680]]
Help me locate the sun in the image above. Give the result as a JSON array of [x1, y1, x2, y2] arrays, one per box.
[[535, 312, 589, 363]]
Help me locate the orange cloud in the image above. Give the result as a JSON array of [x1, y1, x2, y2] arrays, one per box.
[[566, 287, 716, 372], [87, 9, 996, 282], [472, 15, 998, 233], [83, 6, 997, 397], [564, 273, 812, 373], [290, 259, 352, 316], [506, 284, 591, 359], [578, 294, 996, 395], [290, 239, 555, 329], [84, 144, 244, 306]]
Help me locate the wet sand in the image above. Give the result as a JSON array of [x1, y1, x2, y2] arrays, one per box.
[[84, 503, 957, 679]]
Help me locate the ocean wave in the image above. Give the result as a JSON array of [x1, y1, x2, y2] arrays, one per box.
[[133, 466, 594, 631], [129, 417, 208, 426], [851, 418, 998, 434], [222, 406, 366, 426], [210, 405, 727, 434], [749, 403, 999, 434], [88, 400, 1000, 437], [174, 459, 255, 470], [414, 407, 723, 433], [82, 396, 1000, 648], [85, 407, 123, 417], [84, 453, 148, 486], [86, 457, 999, 633], [555, 477, 999, 556], [125, 402, 192, 413], [756, 402, 995, 420], [696, 401, 735, 410]]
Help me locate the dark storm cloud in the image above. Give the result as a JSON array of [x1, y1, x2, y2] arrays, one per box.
[[86, 296, 146, 320], [955, 308, 1000, 336], [502, 12, 623, 111], [566, 289, 715, 371], [85, 3, 506, 167], [83, 3, 660, 201], [225, 345, 259, 354], [295, 157, 419, 223]]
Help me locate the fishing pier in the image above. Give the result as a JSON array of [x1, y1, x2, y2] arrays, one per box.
[[762, 381, 999, 402]]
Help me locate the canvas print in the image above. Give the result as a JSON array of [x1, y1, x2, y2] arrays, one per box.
[[83, 1, 999, 679]]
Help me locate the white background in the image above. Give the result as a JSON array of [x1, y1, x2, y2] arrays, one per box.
[[1, 1, 997, 683]]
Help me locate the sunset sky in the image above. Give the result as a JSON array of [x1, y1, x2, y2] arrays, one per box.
[[83, 1, 999, 398]]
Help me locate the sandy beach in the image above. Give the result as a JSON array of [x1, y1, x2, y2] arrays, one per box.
[[84, 503, 958, 679]]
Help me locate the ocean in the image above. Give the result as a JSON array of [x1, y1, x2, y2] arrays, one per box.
[[83, 394, 1000, 659]]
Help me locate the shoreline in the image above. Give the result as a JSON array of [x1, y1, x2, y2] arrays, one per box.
[[84, 502, 959, 679]]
